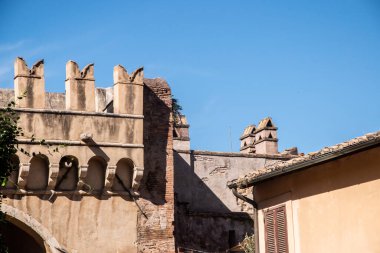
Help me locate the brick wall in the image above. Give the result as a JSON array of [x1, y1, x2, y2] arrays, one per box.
[[137, 78, 175, 252]]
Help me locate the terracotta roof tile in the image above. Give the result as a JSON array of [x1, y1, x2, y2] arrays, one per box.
[[229, 130, 380, 188]]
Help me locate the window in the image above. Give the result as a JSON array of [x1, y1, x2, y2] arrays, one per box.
[[265, 205, 288, 253]]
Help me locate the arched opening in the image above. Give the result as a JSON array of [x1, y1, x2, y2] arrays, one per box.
[[266, 119, 273, 127], [112, 158, 134, 191], [56, 156, 79, 191], [26, 154, 49, 191], [0, 219, 46, 253], [268, 133, 273, 139], [1, 204, 65, 253], [5, 155, 19, 189], [85, 156, 107, 192]]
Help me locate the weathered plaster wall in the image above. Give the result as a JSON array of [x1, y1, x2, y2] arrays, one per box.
[[175, 150, 292, 212], [255, 146, 380, 253], [174, 149, 294, 252], [5, 196, 138, 253]]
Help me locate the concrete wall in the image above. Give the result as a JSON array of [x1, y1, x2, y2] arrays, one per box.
[[255, 146, 380, 253]]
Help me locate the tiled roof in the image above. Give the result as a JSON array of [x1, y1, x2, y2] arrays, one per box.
[[240, 125, 256, 139], [228, 130, 380, 189], [255, 117, 276, 133]]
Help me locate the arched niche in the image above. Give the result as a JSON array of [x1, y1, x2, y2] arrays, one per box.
[[56, 156, 79, 191], [26, 154, 49, 191], [5, 155, 20, 189], [112, 158, 134, 191], [85, 156, 107, 192]]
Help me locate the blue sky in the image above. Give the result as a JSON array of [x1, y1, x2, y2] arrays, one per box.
[[1, 0, 379, 153]]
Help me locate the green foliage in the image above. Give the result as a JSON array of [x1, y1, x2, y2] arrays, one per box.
[[172, 95, 182, 115], [0, 101, 20, 253], [241, 234, 255, 253], [172, 95, 183, 125], [0, 101, 20, 187]]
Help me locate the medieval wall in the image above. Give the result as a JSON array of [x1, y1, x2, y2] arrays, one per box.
[[1, 58, 175, 253]]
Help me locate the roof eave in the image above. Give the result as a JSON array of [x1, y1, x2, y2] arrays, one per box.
[[229, 136, 380, 189]]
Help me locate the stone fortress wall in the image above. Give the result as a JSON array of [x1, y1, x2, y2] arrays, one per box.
[[0, 58, 175, 253]]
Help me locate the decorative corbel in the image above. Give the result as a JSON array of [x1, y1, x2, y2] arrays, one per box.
[[47, 163, 59, 190], [77, 165, 88, 191], [132, 167, 144, 192], [17, 163, 30, 190], [104, 165, 116, 191]]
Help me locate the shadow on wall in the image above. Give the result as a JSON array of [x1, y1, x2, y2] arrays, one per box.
[[174, 151, 254, 252], [139, 81, 171, 205]]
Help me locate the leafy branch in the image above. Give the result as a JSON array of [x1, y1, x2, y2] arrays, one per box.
[[172, 95, 183, 125]]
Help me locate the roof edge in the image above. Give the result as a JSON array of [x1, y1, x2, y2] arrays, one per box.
[[228, 133, 380, 189]]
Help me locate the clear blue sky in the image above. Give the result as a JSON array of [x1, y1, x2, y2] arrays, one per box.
[[1, 0, 379, 153]]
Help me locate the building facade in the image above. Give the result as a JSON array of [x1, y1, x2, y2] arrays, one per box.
[[229, 131, 380, 253], [1, 58, 175, 253], [1, 57, 301, 253]]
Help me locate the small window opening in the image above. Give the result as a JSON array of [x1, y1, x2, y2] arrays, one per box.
[[266, 120, 273, 127], [228, 230, 237, 249], [268, 133, 273, 139]]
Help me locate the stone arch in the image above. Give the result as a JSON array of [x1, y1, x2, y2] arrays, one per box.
[[56, 155, 79, 191], [85, 156, 107, 192], [1, 204, 66, 253], [6, 155, 20, 189], [112, 158, 134, 191], [26, 154, 49, 190]]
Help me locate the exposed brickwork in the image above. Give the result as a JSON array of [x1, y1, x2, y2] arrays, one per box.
[[137, 78, 175, 252]]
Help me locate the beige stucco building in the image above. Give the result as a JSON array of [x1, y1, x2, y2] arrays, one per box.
[[229, 131, 380, 253]]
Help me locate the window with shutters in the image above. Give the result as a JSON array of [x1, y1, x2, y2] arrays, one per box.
[[264, 205, 288, 253]]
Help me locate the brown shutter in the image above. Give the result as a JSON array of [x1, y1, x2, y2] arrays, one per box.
[[264, 205, 288, 253]]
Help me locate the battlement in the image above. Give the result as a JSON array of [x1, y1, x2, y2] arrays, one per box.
[[0, 57, 152, 195], [11, 57, 143, 115]]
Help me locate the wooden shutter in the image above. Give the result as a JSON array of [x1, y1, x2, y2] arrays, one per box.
[[264, 205, 288, 253]]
